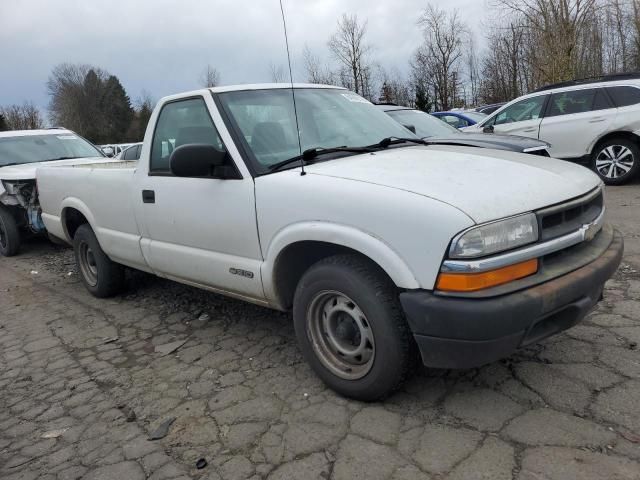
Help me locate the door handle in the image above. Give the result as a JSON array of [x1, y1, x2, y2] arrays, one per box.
[[522, 128, 537, 132], [142, 190, 155, 204], [589, 118, 605, 123]]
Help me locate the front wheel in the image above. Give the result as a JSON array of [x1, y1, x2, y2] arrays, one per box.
[[592, 138, 640, 185], [0, 206, 20, 257], [293, 254, 416, 401], [73, 224, 124, 297]]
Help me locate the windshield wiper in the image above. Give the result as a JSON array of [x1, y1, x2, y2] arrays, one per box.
[[1, 163, 20, 167], [268, 146, 372, 172], [366, 137, 429, 149]]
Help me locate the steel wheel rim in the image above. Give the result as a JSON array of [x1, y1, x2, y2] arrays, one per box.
[[595, 145, 635, 179], [78, 241, 98, 287], [306, 290, 375, 380]]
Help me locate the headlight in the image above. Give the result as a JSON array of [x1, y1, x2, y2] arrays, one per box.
[[449, 213, 538, 259]]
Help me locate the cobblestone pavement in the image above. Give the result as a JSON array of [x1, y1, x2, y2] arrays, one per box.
[[1, 185, 639, 480]]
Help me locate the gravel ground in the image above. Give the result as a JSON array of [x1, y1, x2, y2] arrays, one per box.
[[1, 184, 639, 480]]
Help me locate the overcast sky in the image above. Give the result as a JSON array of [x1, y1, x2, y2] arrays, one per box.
[[1, 0, 489, 113]]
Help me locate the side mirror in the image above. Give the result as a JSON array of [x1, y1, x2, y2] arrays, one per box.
[[170, 144, 228, 177], [403, 124, 416, 134], [482, 125, 494, 134]]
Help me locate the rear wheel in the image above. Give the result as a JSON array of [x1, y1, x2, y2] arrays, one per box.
[[293, 254, 415, 401], [592, 138, 640, 185], [0, 206, 20, 257], [73, 224, 124, 297]]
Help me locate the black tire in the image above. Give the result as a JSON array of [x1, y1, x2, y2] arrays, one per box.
[[591, 138, 640, 185], [293, 254, 416, 401], [0, 206, 20, 257], [73, 224, 124, 298]]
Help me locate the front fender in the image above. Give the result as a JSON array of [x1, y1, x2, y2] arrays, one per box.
[[261, 221, 421, 303]]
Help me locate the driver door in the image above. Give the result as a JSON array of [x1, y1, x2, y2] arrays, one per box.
[[488, 94, 549, 138], [136, 96, 265, 301]]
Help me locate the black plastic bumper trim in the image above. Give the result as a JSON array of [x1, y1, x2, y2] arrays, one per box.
[[400, 229, 624, 369]]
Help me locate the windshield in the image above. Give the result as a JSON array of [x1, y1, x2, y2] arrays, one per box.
[[385, 109, 460, 138], [463, 112, 488, 123], [0, 133, 103, 167], [217, 88, 414, 172]]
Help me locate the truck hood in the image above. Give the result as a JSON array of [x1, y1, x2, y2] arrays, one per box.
[[304, 145, 601, 223], [0, 157, 109, 181], [428, 133, 549, 153]]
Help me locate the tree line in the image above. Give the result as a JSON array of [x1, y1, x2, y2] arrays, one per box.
[[294, 0, 640, 111], [3, 0, 640, 139], [0, 64, 154, 144]]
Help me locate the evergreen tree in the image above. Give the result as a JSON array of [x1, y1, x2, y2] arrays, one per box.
[[0, 113, 8, 131], [414, 82, 431, 112], [101, 75, 133, 143], [136, 103, 153, 140], [82, 69, 106, 143], [379, 82, 393, 103]]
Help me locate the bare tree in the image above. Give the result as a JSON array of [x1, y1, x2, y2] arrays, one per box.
[[494, 0, 599, 84], [416, 4, 468, 110], [47, 63, 133, 142], [1, 102, 44, 130], [378, 67, 414, 106], [479, 19, 530, 103], [269, 62, 287, 83], [47, 63, 108, 134], [328, 14, 371, 95], [466, 38, 481, 106], [302, 45, 336, 84], [199, 65, 221, 88]]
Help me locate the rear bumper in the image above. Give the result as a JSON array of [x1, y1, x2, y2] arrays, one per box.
[[400, 229, 624, 369]]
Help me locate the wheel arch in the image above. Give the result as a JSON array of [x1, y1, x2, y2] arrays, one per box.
[[262, 222, 420, 310], [60, 198, 98, 242], [590, 130, 640, 156]]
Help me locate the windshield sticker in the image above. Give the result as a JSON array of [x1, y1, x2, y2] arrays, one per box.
[[341, 93, 371, 104], [57, 135, 78, 140]]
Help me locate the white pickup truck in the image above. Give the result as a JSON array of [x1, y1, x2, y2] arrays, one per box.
[[37, 84, 623, 400]]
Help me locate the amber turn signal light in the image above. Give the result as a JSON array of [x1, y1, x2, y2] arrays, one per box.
[[436, 258, 539, 292]]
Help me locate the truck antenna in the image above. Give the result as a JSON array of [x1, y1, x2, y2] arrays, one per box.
[[279, 0, 306, 176]]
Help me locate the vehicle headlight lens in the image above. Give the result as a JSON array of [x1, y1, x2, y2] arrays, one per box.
[[450, 213, 538, 259]]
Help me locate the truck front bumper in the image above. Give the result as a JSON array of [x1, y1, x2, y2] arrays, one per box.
[[400, 228, 624, 369]]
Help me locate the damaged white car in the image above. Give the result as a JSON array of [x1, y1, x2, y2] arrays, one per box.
[[0, 129, 105, 256]]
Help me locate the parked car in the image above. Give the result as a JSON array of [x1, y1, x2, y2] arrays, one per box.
[[37, 84, 622, 400], [0, 129, 106, 256], [116, 143, 143, 160], [475, 102, 506, 115], [378, 105, 550, 155], [432, 111, 488, 129], [462, 73, 640, 184]]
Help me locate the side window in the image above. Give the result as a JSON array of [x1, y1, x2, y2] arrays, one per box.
[[592, 89, 612, 111], [122, 146, 134, 160], [607, 86, 640, 107], [494, 96, 546, 125], [547, 89, 596, 117], [150, 98, 225, 173]]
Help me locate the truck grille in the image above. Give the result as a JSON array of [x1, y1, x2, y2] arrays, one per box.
[[536, 188, 603, 242]]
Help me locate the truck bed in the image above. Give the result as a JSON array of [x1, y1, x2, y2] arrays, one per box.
[[37, 162, 148, 271]]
